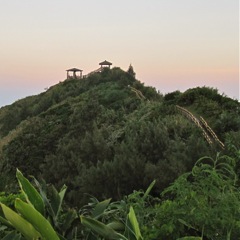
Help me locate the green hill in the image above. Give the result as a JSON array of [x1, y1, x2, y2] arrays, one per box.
[[0, 67, 239, 206]]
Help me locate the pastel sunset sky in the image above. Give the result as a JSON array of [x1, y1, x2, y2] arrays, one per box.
[[0, 0, 239, 107]]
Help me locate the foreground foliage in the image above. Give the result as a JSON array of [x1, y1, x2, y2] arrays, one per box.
[[1, 150, 240, 239], [154, 153, 240, 239], [0, 169, 77, 239]]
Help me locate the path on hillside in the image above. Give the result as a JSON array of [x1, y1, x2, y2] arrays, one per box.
[[128, 86, 149, 101], [176, 105, 224, 149], [127, 85, 224, 149], [83, 67, 103, 78]]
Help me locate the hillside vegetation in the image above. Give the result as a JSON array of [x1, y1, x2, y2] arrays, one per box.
[[0, 67, 239, 208]]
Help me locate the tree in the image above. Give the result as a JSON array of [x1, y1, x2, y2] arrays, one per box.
[[127, 64, 136, 78], [154, 153, 240, 239]]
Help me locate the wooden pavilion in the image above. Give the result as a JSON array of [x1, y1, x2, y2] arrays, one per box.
[[99, 60, 112, 69], [66, 68, 83, 79]]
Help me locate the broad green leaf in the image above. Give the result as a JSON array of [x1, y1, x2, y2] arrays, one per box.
[[51, 184, 67, 218], [16, 169, 45, 215], [0, 203, 41, 240], [32, 177, 49, 205], [143, 180, 156, 200], [127, 206, 143, 240], [80, 215, 127, 240], [60, 209, 78, 234], [32, 177, 56, 219], [107, 221, 125, 231], [15, 198, 60, 240], [92, 198, 111, 219]]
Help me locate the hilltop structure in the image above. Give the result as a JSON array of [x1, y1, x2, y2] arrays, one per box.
[[66, 60, 112, 80], [66, 68, 83, 80], [99, 60, 112, 69]]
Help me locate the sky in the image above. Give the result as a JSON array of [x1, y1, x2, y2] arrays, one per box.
[[0, 0, 239, 107]]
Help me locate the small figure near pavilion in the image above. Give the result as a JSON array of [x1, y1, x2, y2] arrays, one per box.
[[99, 60, 112, 69], [66, 68, 83, 79]]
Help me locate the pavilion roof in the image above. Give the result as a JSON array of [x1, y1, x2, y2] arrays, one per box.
[[99, 60, 112, 66], [66, 68, 83, 72]]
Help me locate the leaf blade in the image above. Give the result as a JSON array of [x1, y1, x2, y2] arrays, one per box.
[[0, 203, 41, 240], [127, 206, 143, 240], [80, 215, 127, 240], [16, 169, 45, 215], [15, 198, 60, 240]]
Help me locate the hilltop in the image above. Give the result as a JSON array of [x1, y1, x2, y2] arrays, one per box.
[[0, 67, 239, 206]]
